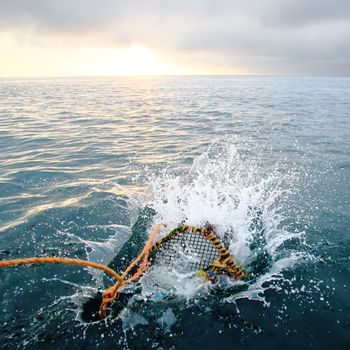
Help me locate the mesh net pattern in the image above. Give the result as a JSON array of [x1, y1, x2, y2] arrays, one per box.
[[150, 231, 220, 272]]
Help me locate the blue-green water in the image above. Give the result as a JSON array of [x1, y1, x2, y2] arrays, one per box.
[[0, 76, 349, 349]]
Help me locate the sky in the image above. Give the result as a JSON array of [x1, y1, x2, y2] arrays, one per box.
[[0, 0, 349, 76]]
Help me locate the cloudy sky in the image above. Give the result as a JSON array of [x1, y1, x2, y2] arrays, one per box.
[[0, 0, 349, 76]]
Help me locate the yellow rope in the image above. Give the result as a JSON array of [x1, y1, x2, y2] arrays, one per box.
[[181, 224, 246, 280]]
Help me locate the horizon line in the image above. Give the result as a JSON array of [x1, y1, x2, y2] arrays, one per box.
[[1, 73, 349, 79]]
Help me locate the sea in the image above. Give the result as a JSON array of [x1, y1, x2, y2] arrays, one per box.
[[0, 76, 349, 349]]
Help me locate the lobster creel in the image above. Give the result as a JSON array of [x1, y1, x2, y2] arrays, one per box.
[[148, 224, 245, 282]]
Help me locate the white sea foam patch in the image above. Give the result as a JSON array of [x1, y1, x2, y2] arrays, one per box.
[[139, 141, 307, 301]]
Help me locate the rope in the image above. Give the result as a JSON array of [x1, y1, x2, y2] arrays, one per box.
[[0, 257, 122, 281], [0, 223, 245, 319], [99, 223, 165, 318], [0, 223, 165, 319]]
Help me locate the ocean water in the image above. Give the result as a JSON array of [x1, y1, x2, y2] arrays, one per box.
[[0, 76, 349, 349]]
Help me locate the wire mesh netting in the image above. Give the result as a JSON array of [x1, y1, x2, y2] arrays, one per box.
[[150, 231, 220, 272]]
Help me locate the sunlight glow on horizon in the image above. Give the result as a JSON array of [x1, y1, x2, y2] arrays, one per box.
[[0, 33, 195, 77], [0, 33, 252, 77], [73, 45, 190, 76]]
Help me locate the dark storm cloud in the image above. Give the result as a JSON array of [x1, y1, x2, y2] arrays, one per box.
[[0, 0, 349, 74]]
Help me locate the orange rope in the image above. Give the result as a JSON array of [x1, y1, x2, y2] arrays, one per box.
[[0, 223, 165, 319], [0, 257, 122, 281], [99, 223, 165, 318]]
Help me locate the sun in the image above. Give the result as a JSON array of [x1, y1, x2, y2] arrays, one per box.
[[73, 44, 184, 76], [0, 33, 190, 76]]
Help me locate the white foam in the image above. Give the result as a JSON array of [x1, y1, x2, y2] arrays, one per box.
[[63, 141, 308, 327], [136, 141, 307, 303]]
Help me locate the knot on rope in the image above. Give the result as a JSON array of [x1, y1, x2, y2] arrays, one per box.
[[99, 285, 120, 319], [98, 223, 166, 318]]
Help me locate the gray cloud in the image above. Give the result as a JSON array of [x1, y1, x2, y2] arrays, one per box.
[[0, 0, 349, 74]]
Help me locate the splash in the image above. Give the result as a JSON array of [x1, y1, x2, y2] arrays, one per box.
[[68, 141, 309, 331], [136, 141, 308, 303]]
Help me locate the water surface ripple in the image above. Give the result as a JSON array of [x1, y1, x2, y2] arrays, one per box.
[[0, 76, 349, 349]]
